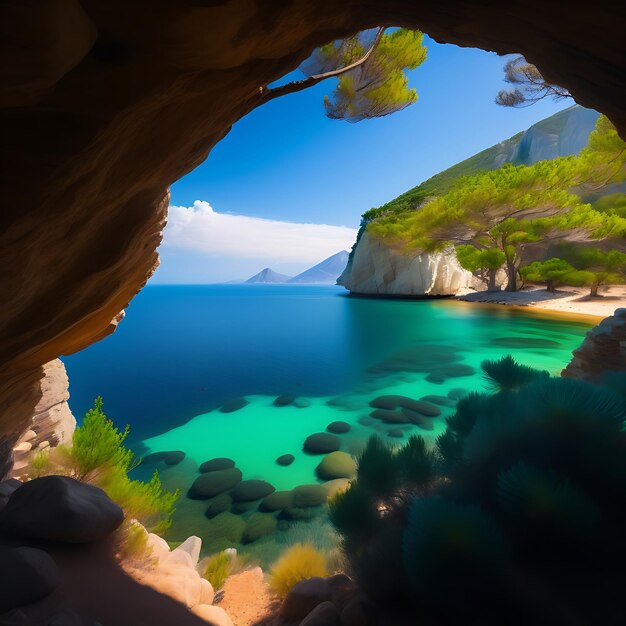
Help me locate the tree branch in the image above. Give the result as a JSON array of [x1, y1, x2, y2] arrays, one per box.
[[259, 27, 385, 103]]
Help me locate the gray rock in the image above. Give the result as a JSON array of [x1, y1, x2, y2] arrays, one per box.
[[325, 574, 357, 608], [280, 577, 332, 621], [304, 433, 341, 454], [0, 476, 123, 543], [140, 450, 185, 466], [188, 468, 242, 499], [326, 421, 351, 434], [273, 395, 296, 407], [315, 452, 356, 480], [276, 454, 295, 466], [301, 601, 340, 626], [0, 546, 59, 612], [219, 397, 248, 413], [205, 493, 232, 519], [0, 479, 21, 513], [242, 513, 277, 543], [259, 491, 293, 512], [231, 480, 275, 502], [199, 458, 235, 473], [292, 484, 327, 507]]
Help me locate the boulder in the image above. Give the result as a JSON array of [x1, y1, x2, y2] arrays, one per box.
[[326, 573, 357, 608], [206, 512, 245, 544], [276, 454, 295, 466], [187, 468, 242, 499], [301, 600, 341, 626], [259, 490, 294, 512], [0, 476, 123, 543], [172, 536, 202, 566], [341, 595, 377, 626], [231, 501, 257, 515], [242, 513, 277, 543], [280, 577, 332, 621], [369, 395, 441, 417], [199, 457, 235, 473], [0, 479, 21, 513], [401, 409, 434, 430], [273, 395, 296, 407], [369, 409, 409, 424], [231, 480, 275, 503], [322, 479, 350, 498], [140, 450, 185, 466], [205, 493, 232, 519], [304, 433, 341, 454], [316, 452, 356, 480], [0, 546, 59, 612], [294, 398, 311, 408], [326, 421, 351, 434], [193, 604, 234, 626], [219, 397, 248, 413], [280, 506, 321, 521], [388, 429, 404, 438], [293, 484, 327, 507]]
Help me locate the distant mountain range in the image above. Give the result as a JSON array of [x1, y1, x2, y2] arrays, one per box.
[[242, 250, 349, 284]]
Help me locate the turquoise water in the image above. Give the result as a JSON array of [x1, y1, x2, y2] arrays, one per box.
[[63, 284, 593, 558]]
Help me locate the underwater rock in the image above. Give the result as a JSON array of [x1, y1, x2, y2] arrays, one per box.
[[260, 490, 294, 512], [231, 480, 275, 502], [492, 337, 561, 348], [173, 536, 202, 567], [199, 457, 235, 473], [448, 387, 468, 400], [276, 454, 295, 466], [388, 429, 405, 438], [294, 398, 312, 408], [187, 468, 242, 499], [242, 513, 277, 543], [304, 433, 341, 454], [0, 478, 21, 513], [231, 500, 257, 515], [369, 395, 441, 417], [425, 372, 446, 384], [273, 395, 296, 407], [293, 484, 328, 507], [280, 506, 322, 521], [141, 450, 185, 466], [420, 394, 456, 407], [300, 600, 341, 626], [193, 604, 234, 626], [316, 452, 357, 480], [0, 546, 59, 612], [341, 595, 377, 626], [206, 512, 245, 544], [0, 476, 123, 543], [357, 416, 376, 427], [401, 409, 434, 430], [219, 397, 248, 413], [327, 421, 351, 434], [323, 479, 351, 498], [205, 494, 232, 519], [369, 409, 410, 424]]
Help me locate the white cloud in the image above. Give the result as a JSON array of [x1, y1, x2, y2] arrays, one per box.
[[163, 200, 357, 263]]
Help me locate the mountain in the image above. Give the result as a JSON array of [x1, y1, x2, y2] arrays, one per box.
[[288, 251, 350, 284], [340, 105, 603, 297], [364, 105, 600, 221], [245, 268, 292, 284]]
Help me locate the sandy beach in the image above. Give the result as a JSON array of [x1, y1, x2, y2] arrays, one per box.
[[458, 285, 626, 321]]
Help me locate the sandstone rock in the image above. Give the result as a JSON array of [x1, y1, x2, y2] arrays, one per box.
[[200, 458, 236, 473], [188, 468, 242, 499], [172, 535, 202, 566], [301, 600, 341, 626], [0, 476, 123, 543], [280, 577, 332, 621], [304, 433, 341, 454], [0, 546, 59, 612], [231, 480, 275, 502], [316, 452, 356, 480], [276, 454, 295, 466], [193, 604, 234, 626], [326, 421, 351, 434]]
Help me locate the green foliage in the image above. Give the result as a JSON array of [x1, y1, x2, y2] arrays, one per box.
[[202, 551, 234, 591], [481, 355, 549, 393], [356, 435, 396, 495], [268, 543, 328, 598], [118, 520, 153, 564], [456, 245, 505, 289], [31, 397, 179, 534], [331, 358, 626, 623], [519, 258, 577, 291], [302, 28, 427, 123], [555, 245, 626, 295]]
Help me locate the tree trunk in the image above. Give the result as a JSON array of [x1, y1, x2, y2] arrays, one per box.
[[505, 261, 517, 291], [546, 280, 555, 292], [589, 282, 599, 297], [487, 271, 497, 291]]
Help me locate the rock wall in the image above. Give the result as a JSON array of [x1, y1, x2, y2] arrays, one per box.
[[562, 308, 626, 381], [338, 232, 478, 296], [10, 360, 76, 480], [1, 1, 626, 475]]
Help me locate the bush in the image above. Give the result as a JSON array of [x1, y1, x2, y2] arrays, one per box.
[[268, 543, 328, 598], [28, 397, 179, 534], [200, 550, 245, 591], [118, 520, 153, 564], [330, 357, 626, 624]]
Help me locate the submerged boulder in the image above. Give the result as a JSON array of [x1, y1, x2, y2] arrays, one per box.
[[369, 409, 409, 424], [369, 395, 441, 417], [219, 397, 248, 413], [304, 433, 341, 454], [273, 395, 296, 407], [205, 493, 233, 519], [316, 452, 357, 480], [140, 450, 186, 466], [327, 421, 351, 434], [402, 409, 434, 430], [231, 480, 275, 503], [188, 468, 242, 499], [242, 513, 277, 543], [276, 453, 295, 466], [0, 476, 123, 543], [293, 484, 327, 507], [199, 457, 235, 473], [260, 490, 294, 512], [280, 577, 332, 621]]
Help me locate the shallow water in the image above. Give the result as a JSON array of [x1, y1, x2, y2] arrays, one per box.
[[63, 284, 593, 560]]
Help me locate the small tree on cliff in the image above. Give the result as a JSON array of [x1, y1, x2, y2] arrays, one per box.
[[455, 245, 505, 291], [259, 28, 427, 121]]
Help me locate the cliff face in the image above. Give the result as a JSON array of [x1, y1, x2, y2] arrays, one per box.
[[1, 1, 626, 476], [338, 232, 479, 296], [341, 106, 601, 296], [10, 360, 76, 480]]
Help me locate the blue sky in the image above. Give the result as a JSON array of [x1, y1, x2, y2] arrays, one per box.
[[155, 34, 574, 283]]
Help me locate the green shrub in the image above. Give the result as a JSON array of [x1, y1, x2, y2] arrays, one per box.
[[268, 543, 328, 598], [201, 551, 234, 591]]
